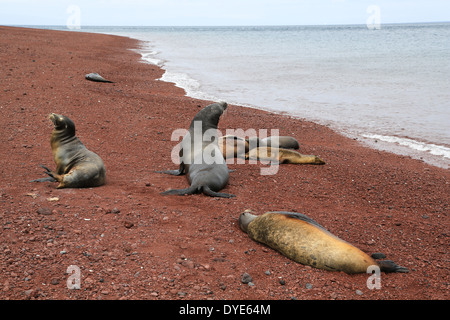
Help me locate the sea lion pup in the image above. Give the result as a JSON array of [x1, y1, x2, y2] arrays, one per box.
[[260, 136, 300, 149], [85, 73, 114, 83], [30, 113, 106, 189], [218, 135, 249, 159], [239, 210, 409, 274], [246, 146, 325, 165], [159, 102, 235, 198]]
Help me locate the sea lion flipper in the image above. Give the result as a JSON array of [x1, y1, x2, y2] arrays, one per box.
[[269, 211, 327, 231], [30, 177, 57, 183], [156, 163, 186, 176], [160, 185, 198, 196], [39, 164, 52, 172], [156, 169, 185, 176], [202, 186, 236, 198], [376, 260, 409, 273], [30, 165, 57, 182], [44, 169, 56, 179]]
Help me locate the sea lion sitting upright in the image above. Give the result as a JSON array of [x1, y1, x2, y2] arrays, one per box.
[[246, 147, 325, 165], [159, 102, 235, 198], [30, 113, 106, 189], [85, 73, 114, 83], [218, 135, 249, 159], [239, 210, 409, 274]]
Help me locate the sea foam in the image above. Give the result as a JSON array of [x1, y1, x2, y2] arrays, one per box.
[[362, 134, 450, 159]]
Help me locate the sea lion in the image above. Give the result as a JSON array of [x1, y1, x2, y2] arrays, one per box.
[[246, 147, 325, 165], [85, 73, 113, 83], [159, 102, 235, 198], [239, 210, 409, 274], [260, 136, 300, 149], [30, 113, 106, 188], [218, 135, 249, 159], [246, 136, 262, 150]]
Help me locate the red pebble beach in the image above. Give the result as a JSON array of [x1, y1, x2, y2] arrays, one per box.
[[0, 26, 448, 300]]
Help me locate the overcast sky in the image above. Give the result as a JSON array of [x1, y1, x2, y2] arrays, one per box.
[[1, 0, 449, 27]]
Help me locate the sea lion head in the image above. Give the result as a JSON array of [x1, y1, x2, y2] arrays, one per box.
[[208, 101, 227, 115], [191, 102, 228, 130], [49, 113, 76, 136], [238, 209, 258, 233]]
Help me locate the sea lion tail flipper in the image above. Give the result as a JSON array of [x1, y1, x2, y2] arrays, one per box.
[[160, 185, 198, 196], [376, 260, 409, 273], [202, 186, 236, 198]]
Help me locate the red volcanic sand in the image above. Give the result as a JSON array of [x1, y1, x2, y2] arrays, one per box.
[[0, 26, 448, 300]]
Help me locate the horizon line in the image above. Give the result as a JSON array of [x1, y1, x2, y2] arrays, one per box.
[[2, 20, 450, 29]]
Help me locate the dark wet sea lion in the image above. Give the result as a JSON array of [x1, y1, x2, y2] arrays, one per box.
[[246, 147, 325, 165], [239, 210, 409, 274], [159, 102, 235, 198], [260, 136, 300, 149], [30, 113, 106, 188], [85, 73, 113, 83]]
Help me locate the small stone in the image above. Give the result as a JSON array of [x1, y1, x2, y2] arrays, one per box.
[[24, 289, 34, 298], [37, 207, 52, 215], [305, 283, 313, 289], [50, 278, 59, 285], [200, 263, 211, 270], [264, 270, 271, 275], [181, 260, 194, 269], [124, 221, 134, 228], [241, 272, 252, 284], [355, 289, 363, 295], [279, 279, 286, 285]]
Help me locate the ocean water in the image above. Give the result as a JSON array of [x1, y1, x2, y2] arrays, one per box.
[[49, 24, 450, 168]]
